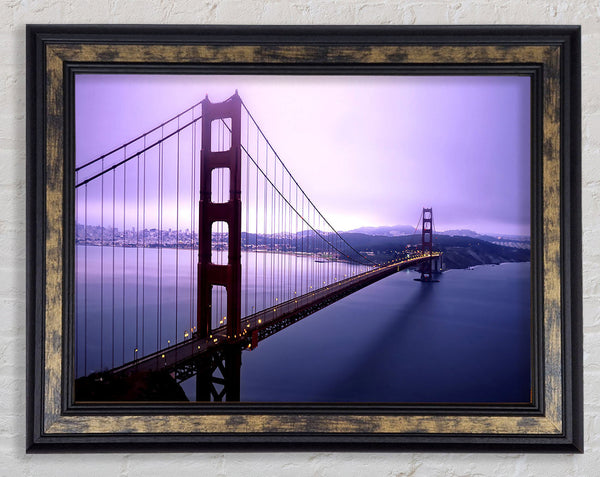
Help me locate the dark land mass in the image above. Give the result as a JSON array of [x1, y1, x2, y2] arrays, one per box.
[[75, 370, 189, 401], [339, 232, 530, 270]]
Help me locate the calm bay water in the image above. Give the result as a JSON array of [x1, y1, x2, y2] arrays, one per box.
[[75, 246, 369, 377], [236, 262, 531, 403], [76, 246, 530, 403]]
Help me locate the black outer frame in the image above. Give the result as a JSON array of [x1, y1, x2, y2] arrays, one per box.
[[26, 24, 582, 452]]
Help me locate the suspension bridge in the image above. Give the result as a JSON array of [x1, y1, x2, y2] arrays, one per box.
[[74, 92, 442, 401]]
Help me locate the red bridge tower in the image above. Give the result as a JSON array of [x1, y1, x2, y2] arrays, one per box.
[[197, 93, 242, 341], [417, 207, 441, 282]]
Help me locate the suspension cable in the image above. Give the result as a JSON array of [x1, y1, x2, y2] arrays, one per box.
[[75, 99, 204, 172], [221, 113, 376, 267], [240, 100, 377, 266]]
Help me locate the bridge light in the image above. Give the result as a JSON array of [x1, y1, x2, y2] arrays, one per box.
[[161, 354, 165, 359]]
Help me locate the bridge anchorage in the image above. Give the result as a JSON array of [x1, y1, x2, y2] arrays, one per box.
[[74, 92, 443, 401]]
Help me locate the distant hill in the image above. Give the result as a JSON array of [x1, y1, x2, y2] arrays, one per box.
[[345, 225, 416, 236], [436, 229, 530, 250], [342, 225, 530, 252], [438, 228, 530, 242], [339, 232, 530, 270], [438, 228, 482, 238], [344, 225, 529, 242]]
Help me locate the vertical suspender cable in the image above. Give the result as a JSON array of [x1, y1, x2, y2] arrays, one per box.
[[263, 136, 267, 310], [190, 110, 195, 332], [142, 136, 146, 356], [273, 154, 277, 305], [283, 173, 287, 301], [269, 148, 274, 308], [135, 149, 140, 360], [176, 118, 180, 341], [245, 111, 250, 318], [122, 154, 126, 366], [254, 127, 258, 316], [294, 185, 298, 299], [289, 175, 292, 301], [84, 184, 88, 375], [157, 129, 162, 350], [100, 158, 104, 371], [301, 194, 304, 295], [112, 167, 116, 369]]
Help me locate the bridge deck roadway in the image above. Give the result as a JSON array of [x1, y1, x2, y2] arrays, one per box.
[[108, 253, 441, 378]]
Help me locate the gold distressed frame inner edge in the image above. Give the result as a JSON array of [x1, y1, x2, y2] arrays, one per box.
[[42, 43, 563, 436]]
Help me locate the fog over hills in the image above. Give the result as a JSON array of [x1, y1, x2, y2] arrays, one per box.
[[345, 225, 530, 243], [345, 225, 417, 237]]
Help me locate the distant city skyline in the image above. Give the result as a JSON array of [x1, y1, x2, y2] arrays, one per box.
[[75, 222, 530, 242], [76, 74, 530, 236]]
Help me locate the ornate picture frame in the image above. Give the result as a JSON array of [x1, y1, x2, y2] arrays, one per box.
[[26, 25, 582, 452]]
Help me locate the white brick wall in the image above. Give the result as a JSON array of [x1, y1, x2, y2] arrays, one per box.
[[1, 1, 596, 475]]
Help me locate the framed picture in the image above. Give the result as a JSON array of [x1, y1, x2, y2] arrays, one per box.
[[27, 25, 582, 452]]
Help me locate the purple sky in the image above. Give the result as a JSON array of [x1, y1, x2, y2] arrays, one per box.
[[76, 74, 530, 236]]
